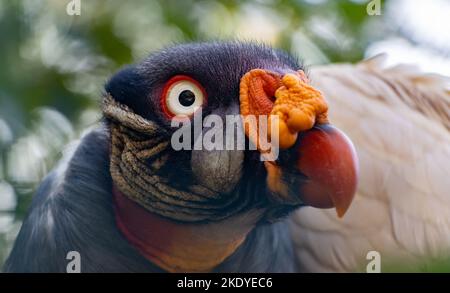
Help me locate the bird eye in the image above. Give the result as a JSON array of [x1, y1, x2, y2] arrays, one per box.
[[161, 75, 206, 118]]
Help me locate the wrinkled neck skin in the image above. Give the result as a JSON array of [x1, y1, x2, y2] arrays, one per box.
[[113, 186, 262, 272]]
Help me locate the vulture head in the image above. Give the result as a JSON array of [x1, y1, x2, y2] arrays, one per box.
[[103, 42, 358, 272]]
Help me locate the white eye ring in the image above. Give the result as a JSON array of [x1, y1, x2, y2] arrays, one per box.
[[165, 78, 205, 117]]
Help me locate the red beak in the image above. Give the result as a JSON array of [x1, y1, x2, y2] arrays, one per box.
[[294, 124, 358, 217]]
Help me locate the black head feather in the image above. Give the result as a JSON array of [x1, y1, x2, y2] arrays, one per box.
[[105, 41, 302, 125]]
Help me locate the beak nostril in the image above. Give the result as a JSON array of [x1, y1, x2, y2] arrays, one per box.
[[239, 69, 282, 116]]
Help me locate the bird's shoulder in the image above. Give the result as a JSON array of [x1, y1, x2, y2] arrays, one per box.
[[3, 126, 157, 272], [289, 61, 450, 272]]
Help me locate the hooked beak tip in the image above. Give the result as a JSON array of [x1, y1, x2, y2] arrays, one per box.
[[296, 124, 358, 217]]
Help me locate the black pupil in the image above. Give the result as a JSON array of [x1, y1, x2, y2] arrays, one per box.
[[178, 90, 196, 107]]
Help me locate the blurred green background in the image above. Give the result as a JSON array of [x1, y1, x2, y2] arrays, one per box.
[[1, 0, 450, 270]]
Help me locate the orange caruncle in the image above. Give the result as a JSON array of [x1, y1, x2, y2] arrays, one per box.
[[270, 73, 329, 149]]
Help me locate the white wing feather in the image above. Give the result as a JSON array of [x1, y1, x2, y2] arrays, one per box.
[[290, 55, 450, 272]]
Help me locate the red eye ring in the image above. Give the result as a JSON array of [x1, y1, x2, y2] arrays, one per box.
[[160, 75, 207, 119]]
